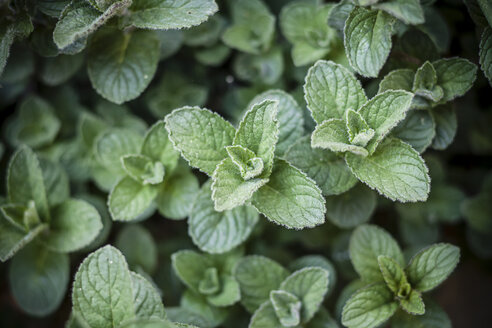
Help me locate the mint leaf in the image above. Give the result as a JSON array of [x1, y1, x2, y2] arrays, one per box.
[[344, 7, 394, 77], [432, 57, 477, 103], [480, 28, 492, 86], [249, 301, 282, 328], [40, 53, 84, 86], [116, 224, 157, 274], [53, 1, 131, 49], [346, 109, 375, 148], [270, 290, 301, 327], [226, 145, 264, 180], [122, 154, 165, 185], [392, 110, 436, 153], [40, 159, 70, 208], [346, 138, 430, 202], [304, 60, 367, 123], [165, 107, 236, 175], [9, 244, 69, 316], [279, 267, 329, 323], [378, 69, 414, 93], [252, 159, 326, 229], [109, 177, 158, 221], [171, 250, 212, 293], [129, 0, 218, 30], [357, 90, 414, 154], [156, 169, 199, 220], [7, 146, 50, 221], [206, 275, 241, 307], [189, 181, 259, 254], [341, 283, 398, 328], [373, 0, 424, 25], [377, 255, 409, 295], [349, 224, 404, 282], [247, 90, 304, 156], [234, 255, 289, 313], [72, 246, 135, 328], [399, 289, 425, 315], [41, 199, 102, 253], [131, 272, 166, 320], [285, 136, 357, 196], [412, 61, 443, 102], [431, 105, 457, 150], [88, 29, 160, 104], [311, 118, 369, 156], [141, 121, 179, 172], [179, 291, 228, 327], [0, 217, 47, 262], [392, 298, 451, 328], [406, 243, 460, 292]]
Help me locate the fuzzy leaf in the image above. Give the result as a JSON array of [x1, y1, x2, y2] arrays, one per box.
[[377, 255, 409, 295], [373, 0, 424, 25], [249, 301, 283, 328], [378, 69, 414, 93], [165, 107, 236, 176], [141, 121, 180, 171], [311, 118, 368, 156], [399, 289, 425, 315], [304, 60, 367, 123], [344, 7, 394, 77], [406, 243, 460, 292], [109, 177, 158, 221], [252, 160, 326, 229], [226, 145, 264, 180], [346, 109, 375, 148], [413, 61, 443, 102], [0, 218, 47, 262], [206, 275, 241, 307], [172, 250, 213, 292], [432, 58, 477, 103], [392, 298, 451, 328], [122, 154, 165, 185], [346, 138, 430, 202], [392, 110, 436, 153], [130, 272, 166, 320], [270, 290, 301, 327]]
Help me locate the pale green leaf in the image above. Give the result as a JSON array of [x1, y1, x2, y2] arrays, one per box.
[[88, 28, 160, 104], [9, 244, 69, 316], [480, 27, 492, 86], [189, 181, 259, 254], [270, 290, 301, 327], [72, 246, 135, 328], [122, 154, 165, 185], [399, 289, 425, 315], [129, 0, 218, 30], [378, 69, 414, 93], [341, 283, 398, 328], [109, 177, 158, 221], [0, 218, 47, 262], [392, 110, 436, 153], [165, 107, 236, 176], [406, 243, 460, 292], [311, 118, 368, 156], [226, 145, 264, 180], [249, 301, 283, 328], [180, 290, 228, 327], [412, 61, 443, 102], [234, 255, 289, 313], [172, 250, 213, 292], [233, 48, 284, 85], [252, 159, 326, 229], [432, 57, 477, 103], [344, 7, 394, 77], [373, 0, 424, 25], [183, 15, 226, 47], [304, 60, 367, 123], [345, 109, 375, 148], [130, 272, 166, 320], [116, 225, 158, 274], [141, 120, 180, 172], [392, 298, 451, 328], [288, 256, 337, 299], [349, 224, 404, 282], [377, 255, 408, 295], [40, 159, 70, 208], [431, 105, 457, 150], [346, 138, 430, 202], [206, 275, 241, 307]]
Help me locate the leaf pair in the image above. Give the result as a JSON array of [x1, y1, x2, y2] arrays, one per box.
[[234, 256, 330, 328], [306, 60, 429, 202], [165, 101, 325, 229], [342, 224, 460, 328]]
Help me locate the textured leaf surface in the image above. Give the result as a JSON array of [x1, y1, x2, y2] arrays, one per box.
[[342, 283, 398, 328], [172, 250, 213, 292], [373, 0, 424, 25], [344, 7, 394, 77], [392, 110, 435, 153], [130, 272, 166, 320], [252, 160, 325, 229], [88, 29, 160, 104], [249, 301, 283, 328], [141, 121, 180, 171], [349, 224, 404, 282], [377, 255, 408, 295], [346, 138, 430, 202], [0, 218, 46, 262], [311, 118, 368, 156], [399, 289, 425, 315], [189, 181, 258, 254], [234, 255, 289, 313], [480, 28, 492, 86], [270, 290, 301, 327], [165, 107, 236, 175], [392, 299, 451, 328], [109, 177, 158, 221], [72, 246, 135, 328], [304, 60, 367, 123], [156, 169, 199, 220], [406, 243, 460, 292], [432, 58, 477, 103], [378, 69, 414, 93], [431, 105, 457, 150]]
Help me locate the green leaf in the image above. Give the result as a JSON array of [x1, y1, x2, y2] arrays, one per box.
[[41, 199, 102, 253], [1, 201, 41, 232], [7, 146, 50, 221], [406, 243, 460, 292], [0, 217, 47, 262], [180, 290, 228, 327], [284, 136, 357, 196], [349, 224, 405, 282], [211, 157, 268, 211], [288, 256, 337, 299], [378, 69, 414, 93], [392, 110, 436, 153], [344, 7, 394, 77], [129, 0, 218, 30], [304, 60, 367, 123], [399, 289, 425, 315], [252, 159, 326, 229], [480, 28, 492, 86], [325, 184, 377, 229], [172, 250, 213, 292], [392, 298, 451, 328], [478, 0, 492, 28], [122, 154, 165, 185], [247, 90, 304, 156], [109, 177, 158, 221], [206, 275, 241, 307], [311, 118, 368, 156], [183, 15, 226, 47], [412, 62, 442, 102], [279, 267, 330, 323], [0, 23, 16, 76], [72, 246, 135, 328], [234, 255, 289, 313], [40, 53, 84, 86], [233, 48, 284, 85], [346, 138, 430, 202], [373, 0, 424, 25], [341, 283, 398, 328], [249, 301, 283, 328], [156, 168, 199, 220], [40, 159, 70, 208], [116, 224, 158, 274], [141, 120, 180, 172], [270, 290, 301, 327], [198, 267, 220, 295], [346, 109, 375, 148], [53, 1, 131, 49], [9, 244, 69, 316], [88, 28, 160, 104], [189, 181, 259, 254], [165, 107, 236, 176], [131, 272, 166, 320], [432, 58, 477, 103], [377, 255, 409, 295], [226, 145, 264, 180], [357, 90, 414, 154], [431, 105, 457, 150]]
